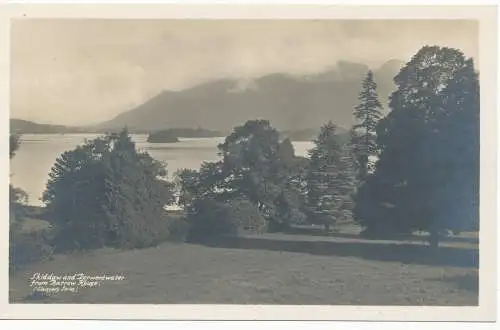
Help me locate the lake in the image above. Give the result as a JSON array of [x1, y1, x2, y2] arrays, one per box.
[[10, 134, 314, 207]]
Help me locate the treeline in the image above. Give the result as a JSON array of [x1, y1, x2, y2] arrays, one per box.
[[279, 127, 351, 143], [177, 46, 479, 247], [9, 45, 479, 267], [147, 130, 180, 143]]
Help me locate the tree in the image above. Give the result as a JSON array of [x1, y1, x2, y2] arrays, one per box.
[[9, 134, 28, 230], [176, 120, 309, 237], [307, 121, 356, 231], [9, 134, 49, 269], [176, 159, 231, 207], [10, 134, 20, 159], [351, 70, 383, 181], [100, 129, 176, 248], [272, 138, 309, 229], [217, 119, 281, 211], [354, 46, 479, 247], [43, 128, 176, 251], [217, 120, 306, 227], [425, 58, 480, 238]]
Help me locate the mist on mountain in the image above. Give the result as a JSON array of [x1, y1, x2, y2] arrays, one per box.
[[97, 59, 403, 133]]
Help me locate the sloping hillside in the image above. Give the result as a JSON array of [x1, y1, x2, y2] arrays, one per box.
[[10, 119, 87, 134], [98, 60, 403, 132]]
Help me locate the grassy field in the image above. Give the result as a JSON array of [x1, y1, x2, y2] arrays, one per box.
[[9, 228, 478, 305]]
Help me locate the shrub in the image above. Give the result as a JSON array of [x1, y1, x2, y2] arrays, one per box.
[[150, 212, 191, 244], [187, 198, 267, 241], [10, 227, 54, 270], [224, 198, 268, 234], [187, 198, 236, 241], [165, 215, 191, 243]]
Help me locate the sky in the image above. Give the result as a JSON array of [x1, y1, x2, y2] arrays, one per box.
[[10, 19, 478, 126]]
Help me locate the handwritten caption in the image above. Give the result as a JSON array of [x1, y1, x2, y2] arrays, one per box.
[[29, 272, 126, 294]]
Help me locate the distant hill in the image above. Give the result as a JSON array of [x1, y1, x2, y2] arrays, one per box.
[[10, 119, 89, 134], [97, 59, 404, 133], [10, 118, 226, 136]]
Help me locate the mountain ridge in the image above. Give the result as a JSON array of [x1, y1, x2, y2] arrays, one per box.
[[97, 59, 404, 132]]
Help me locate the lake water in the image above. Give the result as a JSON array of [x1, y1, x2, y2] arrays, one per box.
[[10, 134, 314, 207]]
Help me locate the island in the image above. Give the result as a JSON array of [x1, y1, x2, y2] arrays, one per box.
[[147, 130, 180, 143]]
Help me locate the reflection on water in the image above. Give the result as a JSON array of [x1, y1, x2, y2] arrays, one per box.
[[10, 134, 313, 206]]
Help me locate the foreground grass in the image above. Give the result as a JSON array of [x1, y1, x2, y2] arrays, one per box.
[[9, 232, 478, 305]]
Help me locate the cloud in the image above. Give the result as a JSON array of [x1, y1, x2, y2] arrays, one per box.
[[10, 19, 478, 125]]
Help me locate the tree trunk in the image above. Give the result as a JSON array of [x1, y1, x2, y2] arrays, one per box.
[[429, 229, 439, 249]]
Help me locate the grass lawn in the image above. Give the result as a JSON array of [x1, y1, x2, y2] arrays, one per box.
[[9, 231, 478, 305]]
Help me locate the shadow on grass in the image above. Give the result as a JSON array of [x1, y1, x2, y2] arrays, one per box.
[[426, 273, 479, 293], [193, 235, 478, 269], [284, 226, 479, 245]]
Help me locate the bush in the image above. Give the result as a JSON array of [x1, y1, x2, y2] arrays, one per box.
[[10, 227, 54, 270], [187, 198, 267, 242], [165, 215, 191, 243], [117, 213, 190, 246], [225, 198, 268, 234], [187, 198, 237, 241], [267, 220, 291, 233]]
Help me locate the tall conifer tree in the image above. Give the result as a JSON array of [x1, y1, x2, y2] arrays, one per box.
[[307, 122, 356, 231], [351, 70, 383, 181]]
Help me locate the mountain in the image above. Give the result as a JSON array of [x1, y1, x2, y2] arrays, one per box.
[[97, 59, 404, 133]]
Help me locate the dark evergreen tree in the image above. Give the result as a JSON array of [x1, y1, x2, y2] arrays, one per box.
[[100, 129, 176, 248], [9, 134, 28, 230], [351, 70, 383, 181], [43, 128, 176, 251], [307, 122, 356, 231]]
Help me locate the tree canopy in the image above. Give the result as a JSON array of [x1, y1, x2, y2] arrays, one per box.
[[176, 119, 309, 238], [351, 70, 383, 181], [354, 46, 479, 245], [307, 121, 356, 230], [43, 128, 176, 250]]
